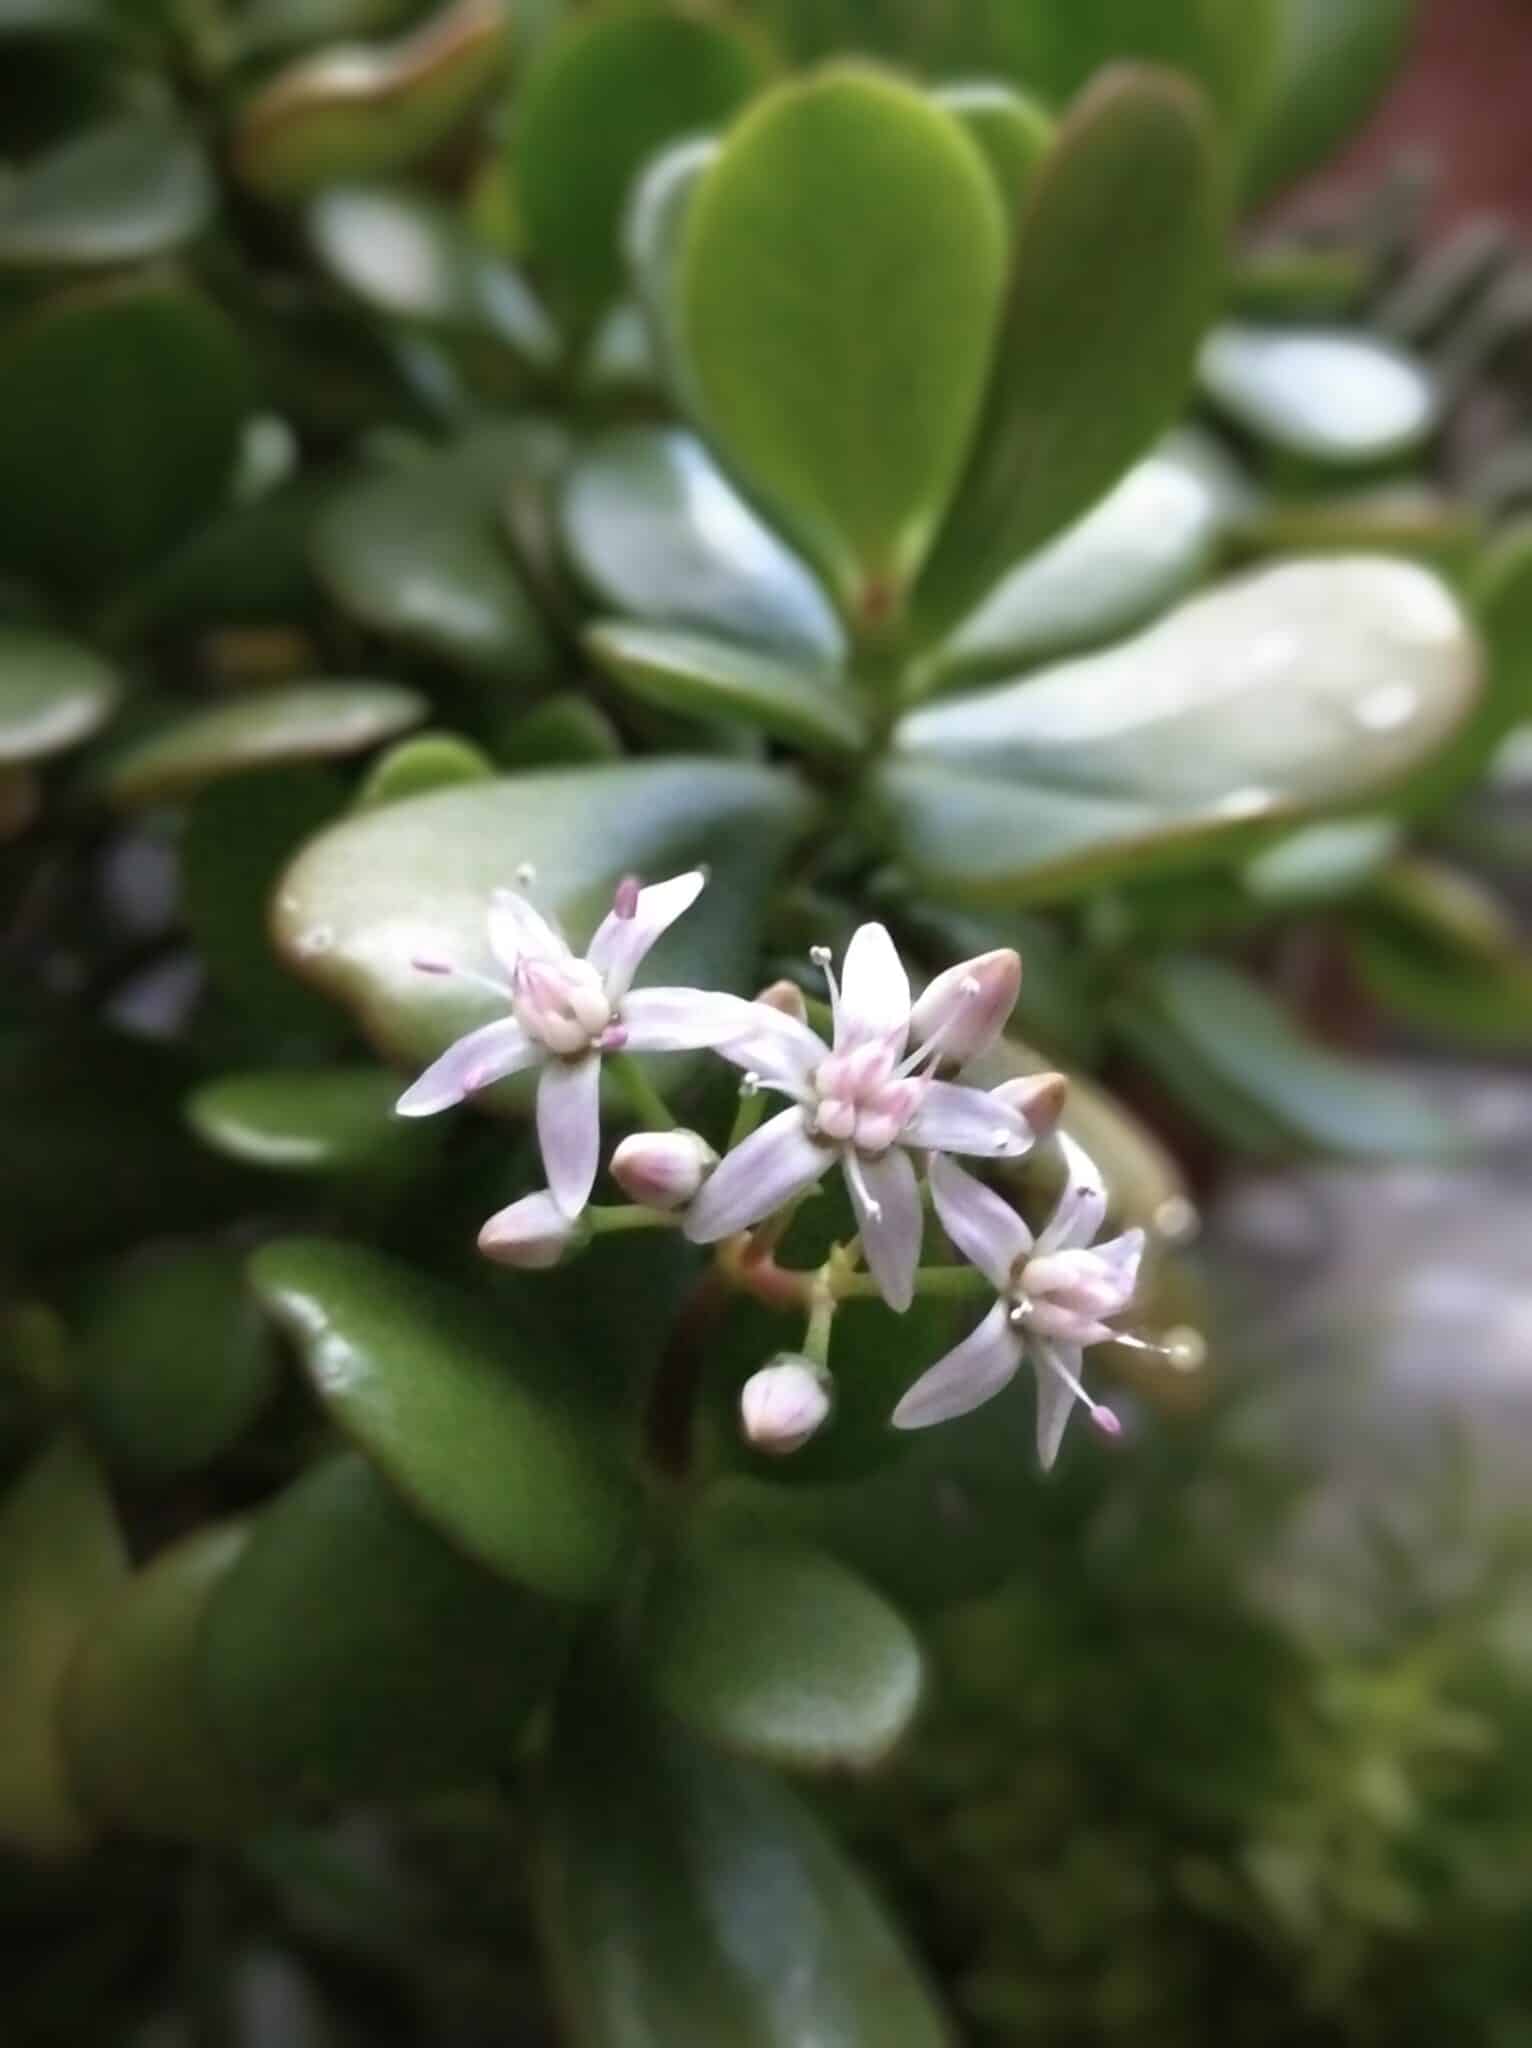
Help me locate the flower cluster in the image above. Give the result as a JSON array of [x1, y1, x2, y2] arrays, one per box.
[[397, 870, 1163, 1469]]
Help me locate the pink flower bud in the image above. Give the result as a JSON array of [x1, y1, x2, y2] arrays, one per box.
[[908, 948, 1021, 1067], [610, 1128, 718, 1211], [753, 978, 809, 1024], [990, 1070, 1069, 1138], [477, 1190, 586, 1268], [740, 1355, 833, 1455]]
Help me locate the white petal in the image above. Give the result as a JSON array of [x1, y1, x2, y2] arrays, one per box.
[[891, 1302, 1021, 1429], [847, 1145, 922, 1314], [684, 1106, 831, 1243], [395, 1018, 541, 1117], [537, 1055, 603, 1216], [835, 923, 910, 1050], [928, 1151, 1032, 1291], [907, 948, 1020, 1065], [1033, 1340, 1085, 1470], [904, 1079, 1034, 1160], [1034, 1133, 1108, 1253], [585, 870, 706, 1000], [1088, 1227, 1146, 1301], [711, 1006, 826, 1096], [619, 986, 761, 1052], [487, 888, 569, 978]]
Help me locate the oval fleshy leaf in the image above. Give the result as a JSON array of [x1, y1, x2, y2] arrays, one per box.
[[247, 1240, 642, 1601], [0, 1436, 127, 1857], [354, 730, 495, 806], [232, 0, 509, 200], [59, 1524, 262, 1840], [915, 66, 1227, 639], [513, 5, 766, 325], [934, 78, 1053, 219], [0, 112, 213, 270], [1245, 0, 1417, 201], [585, 623, 863, 756], [187, 1064, 442, 1174], [560, 425, 844, 662], [637, 1534, 922, 1770], [1199, 322, 1437, 465], [540, 1666, 951, 2047], [270, 758, 811, 1070], [623, 135, 717, 413], [200, 1452, 569, 1799], [0, 629, 119, 763], [104, 682, 425, 807], [882, 557, 1480, 902], [679, 68, 1008, 626]]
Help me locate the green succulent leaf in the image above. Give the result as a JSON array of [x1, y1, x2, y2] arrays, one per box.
[[1118, 953, 1461, 1157], [1351, 857, 1532, 1050], [200, 1452, 570, 1800], [232, 0, 510, 200], [103, 682, 425, 807], [0, 1435, 127, 1858], [355, 730, 495, 805], [540, 1665, 951, 2046], [0, 278, 254, 601], [679, 68, 1008, 627], [637, 1533, 923, 1769], [0, 629, 119, 763], [560, 426, 844, 662], [1199, 322, 1437, 465], [248, 1240, 643, 1602], [311, 424, 557, 688], [270, 758, 811, 1070], [501, 693, 623, 767], [586, 624, 863, 755], [0, 112, 213, 270], [880, 557, 1481, 903], [59, 1524, 263, 1840], [623, 135, 717, 413], [1245, 0, 1418, 201], [915, 66, 1228, 639], [513, 4, 767, 325], [186, 1064, 441, 1174], [933, 78, 1055, 220], [74, 1246, 281, 1481]]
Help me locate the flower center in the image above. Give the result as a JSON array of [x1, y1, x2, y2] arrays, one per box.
[[512, 957, 613, 1056], [810, 1040, 923, 1154]]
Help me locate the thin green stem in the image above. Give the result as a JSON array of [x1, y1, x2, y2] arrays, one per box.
[[802, 1266, 837, 1368], [838, 1262, 991, 1303], [586, 1204, 681, 1235], [609, 1053, 677, 1132]]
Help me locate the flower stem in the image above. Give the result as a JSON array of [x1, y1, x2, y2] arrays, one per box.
[[838, 1262, 991, 1302], [802, 1265, 837, 1368], [609, 1053, 677, 1132], [586, 1204, 681, 1235]]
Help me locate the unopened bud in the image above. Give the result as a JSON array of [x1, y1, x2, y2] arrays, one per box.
[[909, 948, 1021, 1066], [610, 1128, 718, 1211], [740, 1354, 832, 1455], [478, 1189, 587, 1268], [753, 978, 809, 1024], [991, 1070, 1069, 1138]]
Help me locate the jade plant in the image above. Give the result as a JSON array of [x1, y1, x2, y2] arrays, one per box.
[[7, 0, 1532, 2039]]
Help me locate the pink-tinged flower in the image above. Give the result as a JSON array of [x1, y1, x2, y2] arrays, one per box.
[[477, 1189, 586, 1268], [891, 1137, 1145, 1469], [397, 871, 758, 1218], [740, 1354, 833, 1454], [610, 1127, 718, 1211], [685, 924, 1033, 1313]]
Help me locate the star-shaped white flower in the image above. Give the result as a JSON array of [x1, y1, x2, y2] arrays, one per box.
[[684, 924, 1033, 1312], [891, 1136, 1144, 1468], [396, 871, 757, 1217]]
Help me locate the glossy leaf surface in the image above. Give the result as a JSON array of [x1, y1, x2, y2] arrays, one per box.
[[0, 629, 119, 763], [1199, 322, 1437, 465], [0, 112, 213, 269], [586, 624, 862, 754]]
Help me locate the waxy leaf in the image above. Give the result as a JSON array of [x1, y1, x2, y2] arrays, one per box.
[[935, 79, 1054, 220], [60, 1524, 262, 1840], [513, 5, 766, 324], [1246, 0, 1418, 200], [354, 730, 495, 805], [1200, 322, 1437, 465], [638, 1534, 922, 1769], [0, 112, 213, 270], [930, 429, 1245, 685], [0, 1436, 127, 1857], [679, 68, 1007, 626], [270, 758, 811, 1070], [0, 629, 119, 763], [881, 557, 1480, 902], [0, 279, 253, 600], [311, 426, 556, 687], [248, 1240, 642, 1601], [916, 67, 1227, 638], [1119, 954, 1460, 1158], [560, 426, 844, 662], [201, 1453, 569, 1798], [1352, 858, 1532, 1051], [187, 1064, 437, 1173], [232, 0, 509, 200], [586, 624, 863, 755], [75, 1246, 281, 1480], [104, 682, 425, 807], [623, 136, 717, 413], [541, 1671, 950, 2046]]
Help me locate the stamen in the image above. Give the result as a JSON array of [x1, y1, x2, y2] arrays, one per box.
[[898, 973, 985, 1076], [613, 875, 640, 920], [599, 1023, 629, 1051], [410, 958, 512, 1002], [1008, 1298, 1032, 1327], [411, 956, 453, 975], [990, 1126, 1018, 1151], [1039, 1343, 1118, 1433], [809, 943, 841, 1034], [739, 1070, 762, 1098], [842, 1147, 883, 1222], [514, 861, 537, 889]]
